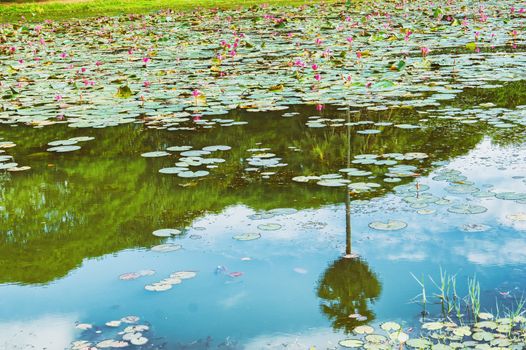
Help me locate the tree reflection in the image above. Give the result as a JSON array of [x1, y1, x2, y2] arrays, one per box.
[[316, 107, 382, 333], [317, 256, 382, 333]]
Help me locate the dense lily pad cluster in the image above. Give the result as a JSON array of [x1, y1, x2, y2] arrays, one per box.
[[0, 139, 30, 171], [339, 315, 526, 350], [0, 0, 525, 131], [72, 315, 151, 349]]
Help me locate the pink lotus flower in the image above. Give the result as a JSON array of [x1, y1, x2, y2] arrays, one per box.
[[346, 36, 353, 44], [311, 64, 318, 71], [60, 52, 67, 58], [142, 57, 150, 64], [82, 79, 95, 86], [356, 52, 362, 59], [316, 104, 324, 112], [421, 47, 430, 58], [315, 38, 323, 45], [314, 73, 321, 81], [192, 89, 201, 98], [55, 95, 63, 101], [143, 81, 151, 88], [294, 59, 305, 68]]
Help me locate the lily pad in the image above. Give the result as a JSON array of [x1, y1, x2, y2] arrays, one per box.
[[339, 339, 364, 348], [233, 233, 261, 241], [141, 151, 170, 158], [257, 223, 282, 231], [369, 220, 407, 231], [151, 243, 182, 252], [178, 170, 209, 178], [448, 204, 487, 214], [47, 145, 81, 152], [152, 228, 181, 237]]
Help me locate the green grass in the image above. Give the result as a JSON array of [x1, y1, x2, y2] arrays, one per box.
[[0, 0, 340, 23]]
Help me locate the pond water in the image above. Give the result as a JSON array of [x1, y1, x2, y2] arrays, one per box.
[[1, 1, 526, 349], [0, 81, 525, 349]]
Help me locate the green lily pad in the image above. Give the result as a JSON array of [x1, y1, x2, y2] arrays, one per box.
[[447, 204, 487, 214], [354, 325, 374, 334], [406, 339, 432, 348], [339, 339, 364, 348], [141, 151, 170, 158], [151, 243, 182, 252], [380, 321, 401, 331], [47, 145, 81, 152], [152, 228, 181, 237], [369, 220, 407, 231], [178, 170, 209, 178], [233, 233, 261, 241], [257, 223, 282, 231]]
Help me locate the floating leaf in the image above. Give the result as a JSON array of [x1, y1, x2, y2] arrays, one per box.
[[354, 325, 374, 334], [144, 282, 172, 292], [339, 339, 364, 348], [381, 322, 401, 331], [406, 339, 432, 348], [47, 145, 81, 152], [152, 228, 181, 237], [447, 204, 487, 215], [141, 151, 170, 158], [257, 223, 282, 231], [233, 233, 261, 241], [369, 220, 407, 231], [151, 243, 182, 252]]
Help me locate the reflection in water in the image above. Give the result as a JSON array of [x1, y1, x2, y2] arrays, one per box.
[[0, 96, 495, 285], [317, 256, 381, 333], [0, 81, 525, 347], [317, 110, 381, 333]]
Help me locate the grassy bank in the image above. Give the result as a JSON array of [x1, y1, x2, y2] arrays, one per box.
[[0, 0, 340, 23]]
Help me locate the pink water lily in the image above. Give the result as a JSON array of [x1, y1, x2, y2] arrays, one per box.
[[421, 47, 430, 58]]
